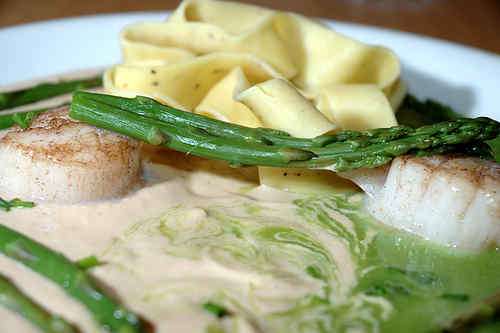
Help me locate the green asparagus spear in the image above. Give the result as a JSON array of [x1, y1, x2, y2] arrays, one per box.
[[0, 76, 101, 111], [0, 197, 35, 212], [0, 273, 79, 333], [486, 136, 500, 163], [0, 108, 51, 131], [73, 91, 326, 148], [70, 95, 314, 167], [396, 94, 460, 127], [0, 113, 15, 129], [69, 92, 500, 172], [0, 224, 145, 333]]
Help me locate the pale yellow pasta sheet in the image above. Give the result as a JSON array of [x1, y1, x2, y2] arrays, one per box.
[[104, 0, 406, 189], [104, 53, 283, 110], [315, 84, 397, 130], [237, 79, 349, 193], [195, 67, 262, 128], [237, 79, 336, 138], [120, 0, 400, 93]]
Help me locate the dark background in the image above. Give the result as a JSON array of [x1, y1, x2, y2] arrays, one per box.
[[0, 0, 499, 53]]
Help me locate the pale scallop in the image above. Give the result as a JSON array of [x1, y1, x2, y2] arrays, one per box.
[[0, 106, 142, 203], [342, 155, 500, 250]]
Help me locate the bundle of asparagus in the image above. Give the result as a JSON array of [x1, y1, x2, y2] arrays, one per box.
[[0, 224, 146, 333], [70, 91, 500, 172]]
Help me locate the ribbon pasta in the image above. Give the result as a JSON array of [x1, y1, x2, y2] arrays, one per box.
[[104, 0, 405, 189], [195, 67, 261, 128], [237, 79, 336, 137]]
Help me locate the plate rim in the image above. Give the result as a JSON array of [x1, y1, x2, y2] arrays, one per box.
[[1, 10, 498, 60]]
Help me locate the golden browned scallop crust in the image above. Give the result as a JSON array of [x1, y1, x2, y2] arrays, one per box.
[[0, 106, 142, 203]]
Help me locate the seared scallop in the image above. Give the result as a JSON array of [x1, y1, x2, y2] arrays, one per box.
[[342, 155, 500, 251], [0, 106, 141, 203]]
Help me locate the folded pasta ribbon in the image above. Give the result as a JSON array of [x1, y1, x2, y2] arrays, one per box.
[[104, 0, 405, 190]]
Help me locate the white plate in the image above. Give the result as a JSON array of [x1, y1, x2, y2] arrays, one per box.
[[1, 12, 499, 119]]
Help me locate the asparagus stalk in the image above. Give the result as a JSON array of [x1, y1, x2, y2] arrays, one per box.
[[0, 108, 51, 131], [0, 197, 35, 212], [70, 92, 500, 172], [0, 224, 145, 333], [487, 136, 500, 163], [0, 76, 101, 112], [0, 113, 15, 129], [73, 92, 326, 148], [71, 95, 314, 167], [0, 273, 79, 333], [396, 94, 460, 127]]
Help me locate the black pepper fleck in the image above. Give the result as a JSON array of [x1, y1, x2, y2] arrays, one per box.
[[150, 69, 157, 74], [283, 172, 288, 176], [152, 81, 159, 86]]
